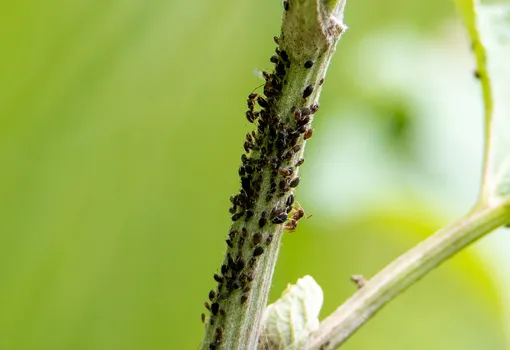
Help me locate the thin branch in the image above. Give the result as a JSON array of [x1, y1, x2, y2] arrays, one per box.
[[200, 1, 347, 349], [303, 200, 510, 350]]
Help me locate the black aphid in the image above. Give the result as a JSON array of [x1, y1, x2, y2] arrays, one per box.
[[286, 194, 295, 206], [253, 233, 263, 245], [272, 213, 288, 224], [231, 212, 243, 221], [214, 274, 224, 283], [303, 85, 313, 98], [253, 246, 264, 256], [211, 302, 219, 316]]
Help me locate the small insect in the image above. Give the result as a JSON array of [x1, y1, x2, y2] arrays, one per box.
[[238, 236, 245, 248], [275, 137, 286, 150], [283, 0, 289, 11], [216, 327, 223, 341], [284, 150, 294, 160], [228, 254, 236, 268], [244, 141, 253, 153], [286, 194, 295, 207], [274, 36, 279, 45], [311, 104, 319, 113], [241, 294, 248, 304], [211, 302, 219, 316], [234, 259, 246, 272], [304, 60, 314, 68], [275, 63, 286, 76], [297, 116, 310, 126], [292, 144, 301, 153], [293, 207, 305, 220], [304, 128, 313, 140], [226, 239, 233, 248], [271, 206, 283, 218], [209, 290, 216, 301], [285, 204, 306, 231], [231, 212, 243, 222], [289, 177, 300, 188], [319, 78, 324, 85], [214, 274, 224, 283], [201, 313, 206, 323], [266, 234, 273, 244], [229, 230, 238, 240], [221, 265, 228, 275], [259, 212, 268, 228], [301, 107, 312, 117], [285, 219, 297, 231], [296, 158, 305, 166], [247, 272, 255, 281], [205, 302, 211, 311], [279, 167, 293, 177], [279, 50, 289, 64], [258, 97, 269, 108], [253, 233, 263, 245], [272, 212, 288, 224], [246, 111, 255, 123], [253, 246, 264, 256], [303, 85, 313, 98]]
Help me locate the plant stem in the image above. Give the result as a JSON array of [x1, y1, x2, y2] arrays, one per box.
[[303, 200, 510, 350], [200, 1, 346, 349]]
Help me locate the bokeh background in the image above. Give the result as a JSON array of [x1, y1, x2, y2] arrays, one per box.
[[1, 0, 510, 349]]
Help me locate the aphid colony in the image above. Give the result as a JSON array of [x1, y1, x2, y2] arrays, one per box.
[[203, 11, 323, 349]]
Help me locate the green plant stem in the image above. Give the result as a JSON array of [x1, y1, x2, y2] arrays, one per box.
[[303, 200, 510, 350], [200, 1, 346, 349]]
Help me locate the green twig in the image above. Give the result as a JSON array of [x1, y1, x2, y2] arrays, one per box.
[[302, 200, 510, 350], [200, 1, 347, 349]]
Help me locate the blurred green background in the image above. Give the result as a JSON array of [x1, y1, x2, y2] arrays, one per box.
[[1, 0, 509, 349]]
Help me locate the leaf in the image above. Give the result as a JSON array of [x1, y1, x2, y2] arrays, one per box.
[[454, 0, 510, 202], [260, 276, 323, 350]]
